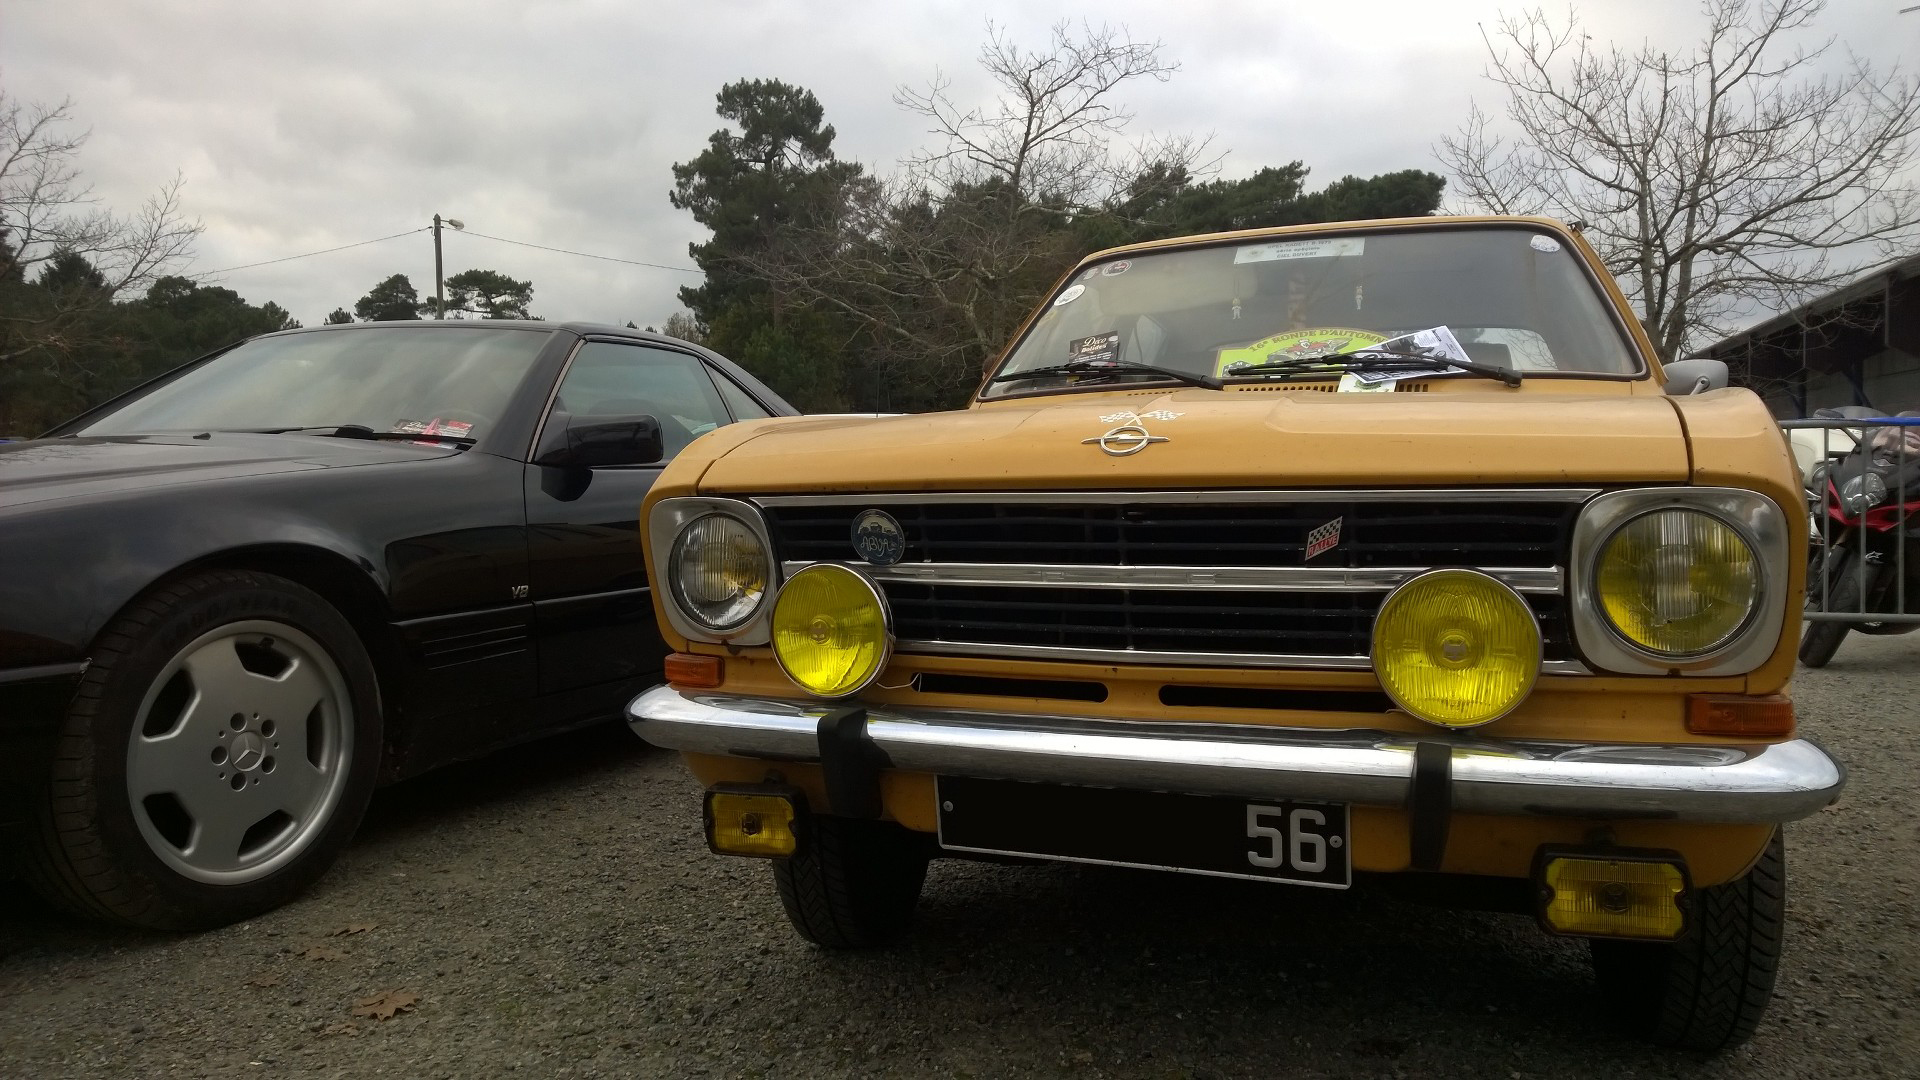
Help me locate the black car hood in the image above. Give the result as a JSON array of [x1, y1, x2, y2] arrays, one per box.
[[0, 433, 464, 511]]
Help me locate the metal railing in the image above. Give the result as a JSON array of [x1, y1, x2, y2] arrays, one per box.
[[1781, 416, 1920, 623]]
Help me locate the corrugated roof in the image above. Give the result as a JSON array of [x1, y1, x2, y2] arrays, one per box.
[[1694, 251, 1920, 358]]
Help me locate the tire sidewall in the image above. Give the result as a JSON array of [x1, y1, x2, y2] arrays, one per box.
[[61, 572, 382, 928]]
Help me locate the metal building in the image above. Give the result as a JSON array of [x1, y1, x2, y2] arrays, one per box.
[[1693, 254, 1920, 419]]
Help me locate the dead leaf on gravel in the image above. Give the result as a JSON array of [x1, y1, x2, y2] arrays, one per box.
[[351, 989, 420, 1021], [329, 922, 378, 937], [244, 973, 282, 988], [322, 1022, 359, 1038], [299, 945, 346, 962]]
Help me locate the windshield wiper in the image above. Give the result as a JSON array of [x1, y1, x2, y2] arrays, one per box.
[[247, 425, 476, 445], [1225, 350, 1521, 388], [989, 359, 1222, 391]]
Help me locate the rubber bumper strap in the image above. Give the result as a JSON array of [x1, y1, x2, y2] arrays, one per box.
[[817, 707, 884, 818], [1409, 740, 1453, 872]]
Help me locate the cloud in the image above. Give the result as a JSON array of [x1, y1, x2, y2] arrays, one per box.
[[4, 0, 1913, 330]]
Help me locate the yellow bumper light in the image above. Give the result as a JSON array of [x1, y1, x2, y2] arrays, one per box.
[[1594, 508, 1759, 657], [1371, 569, 1540, 729], [704, 789, 800, 858], [1540, 855, 1687, 940], [771, 563, 892, 698]]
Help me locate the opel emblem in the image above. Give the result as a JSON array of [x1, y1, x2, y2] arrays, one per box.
[[1083, 424, 1170, 456], [850, 509, 906, 566]]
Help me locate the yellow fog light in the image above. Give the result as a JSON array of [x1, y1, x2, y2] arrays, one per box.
[[1540, 854, 1687, 940], [770, 563, 892, 698], [1594, 508, 1759, 658], [1371, 569, 1540, 728], [704, 788, 800, 858]]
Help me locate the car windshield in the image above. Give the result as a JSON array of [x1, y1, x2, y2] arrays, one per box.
[[75, 326, 555, 441], [983, 225, 1642, 398]]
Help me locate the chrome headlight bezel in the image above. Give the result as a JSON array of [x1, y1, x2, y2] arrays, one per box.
[[649, 496, 777, 645], [1569, 488, 1790, 676]]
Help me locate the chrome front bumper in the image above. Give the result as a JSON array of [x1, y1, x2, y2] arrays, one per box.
[[626, 685, 1845, 825]]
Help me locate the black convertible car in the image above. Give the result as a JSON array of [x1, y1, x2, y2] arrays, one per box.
[[0, 321, 795, 928]]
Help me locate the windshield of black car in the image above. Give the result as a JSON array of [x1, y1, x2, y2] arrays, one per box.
[[74, 326, 555, 441], [982, 226, 1641, 398]]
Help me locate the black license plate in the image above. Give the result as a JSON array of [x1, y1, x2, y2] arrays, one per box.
[[936, 776, 1351, 889]]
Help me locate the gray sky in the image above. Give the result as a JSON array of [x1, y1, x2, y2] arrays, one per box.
[[4, 0, 1915, 331]]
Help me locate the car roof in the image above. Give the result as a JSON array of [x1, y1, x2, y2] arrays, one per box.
[[250, 320, 798, 415], [259, 319, 692, 348]]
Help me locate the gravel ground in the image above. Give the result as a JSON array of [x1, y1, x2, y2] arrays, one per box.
[[2, 635, 1915, 1079]]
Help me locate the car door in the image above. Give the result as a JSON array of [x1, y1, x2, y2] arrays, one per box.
[[522, 338, 741, 706]]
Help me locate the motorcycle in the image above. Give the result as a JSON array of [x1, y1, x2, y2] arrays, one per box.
[[1800, 412, 1920, 667]]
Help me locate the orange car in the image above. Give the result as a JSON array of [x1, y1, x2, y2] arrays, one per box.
[[627, 217, 1843, 1051]]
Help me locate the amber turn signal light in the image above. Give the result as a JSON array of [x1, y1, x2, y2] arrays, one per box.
[[703, 787, 801, 858], [1687, 694, 1794, 736], [665, 652, 723, 689]]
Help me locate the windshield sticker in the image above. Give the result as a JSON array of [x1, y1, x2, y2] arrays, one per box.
[[1053, 283, 1086, 307], [1069, 331, 1121, 365], [1234, 237, 1365, 264], [1529, 234, 1562, 253], [392, 418, 474, 441], [1214, 327, 1387, 377], [1337, 372, 1396, 393], [1101, 260, 1131, 277]]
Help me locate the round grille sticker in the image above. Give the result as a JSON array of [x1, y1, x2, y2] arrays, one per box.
[[851, 509, 906, 567]]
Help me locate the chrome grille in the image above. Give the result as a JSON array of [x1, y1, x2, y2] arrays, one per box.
[[758, 490, 1590, 669]]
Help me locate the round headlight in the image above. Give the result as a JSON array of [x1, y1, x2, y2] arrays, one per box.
[[1840, 472, 1887, 515], [770, 564, 892, 698], [1371, 570, 1541, 729], [1593, 509, 1758, 658], [668, 513, 770, 632]]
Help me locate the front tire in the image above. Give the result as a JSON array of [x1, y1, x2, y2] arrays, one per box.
[[771, 815, 929, 948], [23, 570, 382, 930], [1589, 830, 1786, 1051]]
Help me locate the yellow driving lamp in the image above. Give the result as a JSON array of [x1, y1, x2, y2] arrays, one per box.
[[771, 563, 893, 698], [1371, 569, 1541, 728]]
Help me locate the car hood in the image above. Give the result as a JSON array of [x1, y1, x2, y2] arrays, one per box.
[[0, 433, 462, 510], [697, 388, 1691, 492]]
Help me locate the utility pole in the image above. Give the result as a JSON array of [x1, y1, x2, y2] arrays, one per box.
[[432, 213, 463, 318]]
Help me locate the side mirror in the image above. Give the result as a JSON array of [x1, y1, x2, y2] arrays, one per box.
[[1662, 358, 1729, 396], [537, 413, 664, 468]]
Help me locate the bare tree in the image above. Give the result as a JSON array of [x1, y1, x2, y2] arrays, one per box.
[[0, 90, 202, 364], [1439, 0, 1920, 361], [741, 22, 1207, 405], [895, 21, 1203, 208]]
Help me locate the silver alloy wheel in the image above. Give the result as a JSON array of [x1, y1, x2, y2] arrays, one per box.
[[125, 620, 355, 884]]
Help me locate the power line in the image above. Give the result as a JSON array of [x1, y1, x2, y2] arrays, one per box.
[[192, 227, 431, 278], [453, 229, 703, 275]]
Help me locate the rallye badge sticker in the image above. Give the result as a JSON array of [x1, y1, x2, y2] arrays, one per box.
[[1213, 327, 1387, 377], [1529, 234, 1562, 253], [1304, 516, 1343, 561], [1234, 237, 1365, 264], [1053, 283, 1086, 307], [1069, 331, 1121, 365], [1101, 260, 1131, 276], [851, 509, 907, 567]]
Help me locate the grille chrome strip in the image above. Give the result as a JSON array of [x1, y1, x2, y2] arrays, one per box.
[[755, 487, 1602, 508], [786, 561, 1563, 594], [894, 638, 1592, 675]]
